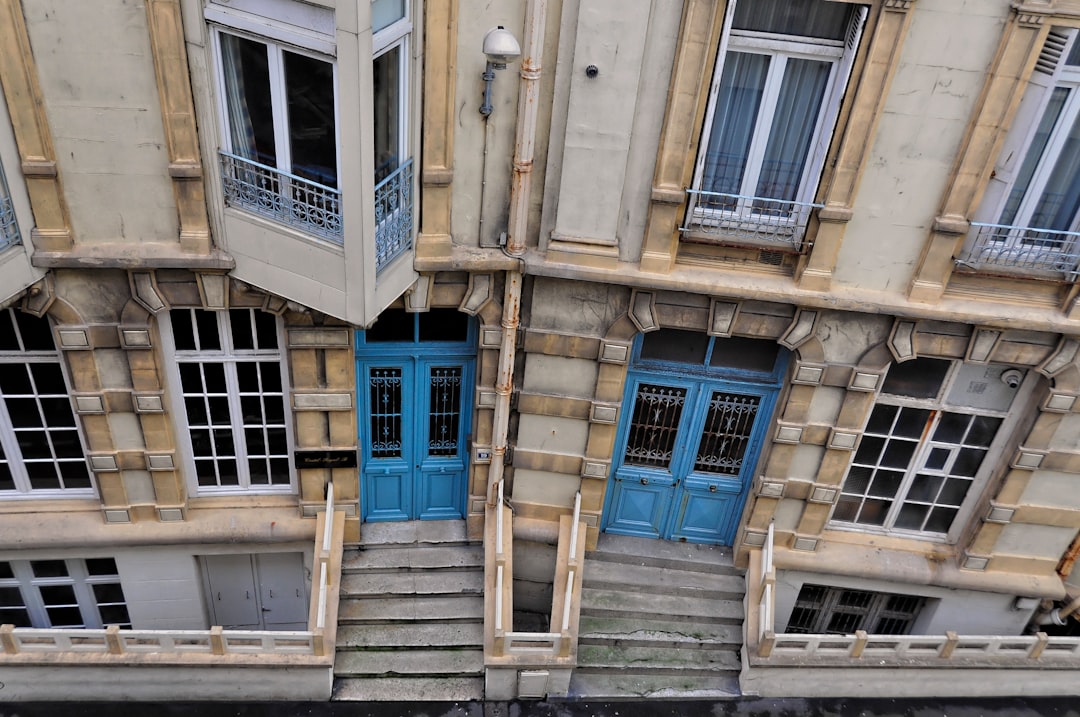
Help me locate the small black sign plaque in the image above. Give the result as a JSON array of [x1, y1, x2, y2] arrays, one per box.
[[294, 450, 358, 469]]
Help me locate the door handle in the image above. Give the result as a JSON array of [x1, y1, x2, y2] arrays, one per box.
[[709, 485, 717, 493], [640, 478, 648, 485], [261, 607, 271, 612]]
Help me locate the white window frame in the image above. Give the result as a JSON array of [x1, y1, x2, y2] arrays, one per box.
[[372, 1, 411, 181], [0, 309, 94, 499], [688, 0, 865, 238], [0, 558, 130, 629], [161, 308, 296, 496], [829, 360, 1034, 543], [209, 27, 341, 187], [970, 28, 1080, 266]]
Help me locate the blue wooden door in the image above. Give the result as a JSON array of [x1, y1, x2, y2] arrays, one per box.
[[604, 376, 775, 545], [359, 357, 472, 521]]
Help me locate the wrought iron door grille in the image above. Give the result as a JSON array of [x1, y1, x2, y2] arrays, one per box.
[[369, 368, 403, 458], [694, 392, 760, 475], [428, 367, 462, 456], [624, 384, 687, 468]]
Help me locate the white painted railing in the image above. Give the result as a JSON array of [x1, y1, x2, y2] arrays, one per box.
[[750, 523, 1080, 665], [488, 489, 586, 661], [0, 484, 343, 661]]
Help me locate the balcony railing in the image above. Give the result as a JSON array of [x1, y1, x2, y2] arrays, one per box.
[[375, 158, 414, 273], [956, 222, 1080, 278], [746, 525, 1080, 667], [0, 485, 345, 663], [220, 151, 343, 243], [682, 190, 822, 251], [0, 194, 18, 250]]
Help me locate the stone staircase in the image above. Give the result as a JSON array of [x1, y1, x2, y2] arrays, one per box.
[[568, 534, 745, 699], [332, 520, 486, 701]]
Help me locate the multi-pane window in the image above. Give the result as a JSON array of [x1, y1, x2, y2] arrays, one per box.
[[0, 558, 130, 629], [686, 0, 865, 246], [166, 309, 293, 494], [208, 0, 341, 240], [0, 309, 92, 497], [832, 359, 1024, 540], [786, 584, 925, 635], [966, 29, 1080, 274]]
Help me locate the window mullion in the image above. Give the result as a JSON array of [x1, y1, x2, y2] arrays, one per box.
[[224, 359, 251, 489], [884, 410, 940, 531], [739, 53, 787, 207], [0, 389, 30, 492], [268, 44, 292, 173], [66, 560, 103, 629]]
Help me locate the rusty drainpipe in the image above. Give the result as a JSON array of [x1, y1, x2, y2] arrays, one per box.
[[487, 0, 547, 505]]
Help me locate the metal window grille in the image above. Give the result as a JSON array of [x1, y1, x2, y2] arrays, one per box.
[[220, 152, 343, 243], [786, 583, 925, 636], [682, 190, 822, 251], [957, 222, 1080, 278], [0, 194, 18, 250]]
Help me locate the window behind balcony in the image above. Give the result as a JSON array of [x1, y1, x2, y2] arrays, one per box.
[[685, 0, 866, 249], [0, 162, 19, 250], [965, 29, 1080, 275], [786, 583, 925, 635], [0, 558, 129, 629], [207, 0, 342, 242]]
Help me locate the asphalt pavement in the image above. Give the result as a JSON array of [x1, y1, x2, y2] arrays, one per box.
[[0, 699, 1076, 717]]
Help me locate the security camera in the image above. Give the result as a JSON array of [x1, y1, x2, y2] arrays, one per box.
[[1001, 369, 1024, 389]]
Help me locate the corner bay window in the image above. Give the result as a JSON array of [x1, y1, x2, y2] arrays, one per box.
[[831, 358, 1026, 540], [963, 29, 1080, 276], [164, 309, 294, 494], [684, 0, 865, 249]]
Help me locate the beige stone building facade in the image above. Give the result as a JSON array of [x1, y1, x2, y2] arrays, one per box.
[[1, 0, 1079, 702]]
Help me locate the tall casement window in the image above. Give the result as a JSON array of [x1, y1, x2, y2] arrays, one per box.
[[164, 309, 294, 495], [786, 584, 926, 635], [963, 29, 1080, 276], [372, 0, 415, 273], [0, 309, 93, 498], [0, 558, 129, 629], [208, 0, 341, 241], [831, 359, 1028, 541], [685, 0, 865, 249]]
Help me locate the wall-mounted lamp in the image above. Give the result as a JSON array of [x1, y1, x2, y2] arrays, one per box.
[[480, 26, 521, 116]]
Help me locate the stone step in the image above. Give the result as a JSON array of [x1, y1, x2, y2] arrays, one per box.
[[580, 587, 743, 623], [567, 672, 741, 700], [359, 519, 472, 548], [342, 545, 484, 572], [334, 648, 484, 677], [576, 644, 741, 674], [337, 622, 483, 649], [588, 534, 738, 575], [578, 615, 742, 649], [340, 570, 483, 597], [337, 594, 484, 623], [333, 676, 485, 702], [582, 560, 745, 599]]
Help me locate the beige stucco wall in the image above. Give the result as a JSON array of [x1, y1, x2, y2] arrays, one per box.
[[832, 0, 1007, 289], [21, 0, 178, 245]]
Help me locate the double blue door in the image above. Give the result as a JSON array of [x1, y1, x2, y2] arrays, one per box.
[[358, 356, 473, 521], [603, 374, 777, 545]]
